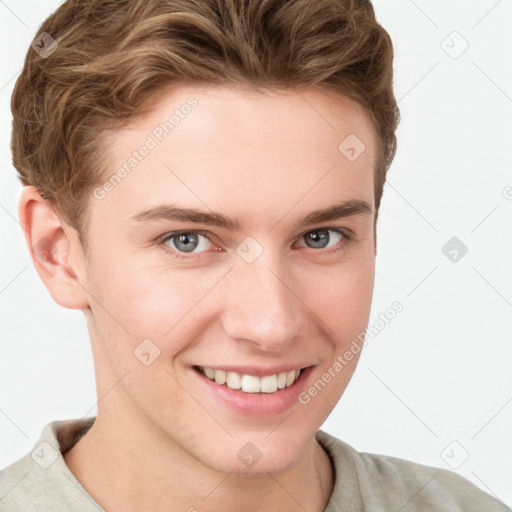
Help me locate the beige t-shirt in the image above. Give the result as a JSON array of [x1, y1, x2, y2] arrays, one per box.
[[0, 416, 509, 511]]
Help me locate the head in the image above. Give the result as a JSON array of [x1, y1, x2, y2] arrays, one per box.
[[13, 0, 399, 474]]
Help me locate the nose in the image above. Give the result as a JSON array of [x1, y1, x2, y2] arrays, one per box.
[[219, 252, 308, 352]]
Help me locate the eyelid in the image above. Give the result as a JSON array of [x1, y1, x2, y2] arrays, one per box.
[[157, 225, 355, 242], [295, 226, 356, 242], [292, 227, 356, 252], [156, 229, 216, 251], [156, 229, 212, 244], [157, 226, 356, 257]]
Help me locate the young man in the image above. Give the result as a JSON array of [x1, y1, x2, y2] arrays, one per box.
[[0, 0, 509, 510]]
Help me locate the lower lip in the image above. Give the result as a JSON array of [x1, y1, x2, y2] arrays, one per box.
[[191, 366, 314, 416]]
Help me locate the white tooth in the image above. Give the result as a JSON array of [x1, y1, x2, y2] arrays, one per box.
[[241, 375, 260, 393], [261, 375, 278, 393], [286, 370, 296, 387], [226, 371, 242, 390], [277, 372, 287, 389], [204, 367, 215, 380], [214, 369, 226, 385]]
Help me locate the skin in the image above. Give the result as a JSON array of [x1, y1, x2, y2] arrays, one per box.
[[19, 84, 378, 512]]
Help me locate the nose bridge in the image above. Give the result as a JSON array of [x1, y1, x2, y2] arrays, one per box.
[[220, 250, 304, 350]]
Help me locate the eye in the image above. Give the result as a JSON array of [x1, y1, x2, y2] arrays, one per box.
[[159, 230, 214, 257], [295, 228, 353, 254], [157, 227, 354, 260]]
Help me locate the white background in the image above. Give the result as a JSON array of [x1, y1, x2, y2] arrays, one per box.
[[1, 0, 511, 506]]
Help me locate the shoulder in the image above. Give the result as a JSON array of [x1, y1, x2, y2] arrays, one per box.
[[355, 450, 509, 511], [0, 452, 51, 512], [316, 430, 510, 512], [0, 417, 96, 512]]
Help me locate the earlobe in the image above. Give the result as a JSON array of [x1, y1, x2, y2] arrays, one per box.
[[18, 186, 90, 310]]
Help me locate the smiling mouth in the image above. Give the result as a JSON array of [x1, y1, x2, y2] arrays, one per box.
[[194, 365, 305, 394]]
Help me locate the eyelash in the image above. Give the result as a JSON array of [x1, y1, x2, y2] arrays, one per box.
[[156, 228, 356, 260]]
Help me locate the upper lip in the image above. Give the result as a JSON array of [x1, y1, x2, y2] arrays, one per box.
[[194, 364, 314, 377]]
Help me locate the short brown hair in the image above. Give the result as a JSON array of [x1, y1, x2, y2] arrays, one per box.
[[11, 0, 399, 248]]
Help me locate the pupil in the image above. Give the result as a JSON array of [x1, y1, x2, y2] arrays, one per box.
[[177, 233, 197, 252], [307, 230, 328, 248]]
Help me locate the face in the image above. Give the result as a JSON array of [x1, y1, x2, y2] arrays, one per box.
[[78, 84, 377, 475]]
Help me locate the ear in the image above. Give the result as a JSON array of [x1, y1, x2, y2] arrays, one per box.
[[18, 186, 90, 310]]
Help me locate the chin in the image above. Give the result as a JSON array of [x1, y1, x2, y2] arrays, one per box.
[[191, 431, 312, 477], [210, 451, 302, 477]]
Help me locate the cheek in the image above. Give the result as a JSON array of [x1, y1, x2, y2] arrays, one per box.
[[301, 255, 375, 339], [95, 261, 222, 361], [295, 262, 374, 416]]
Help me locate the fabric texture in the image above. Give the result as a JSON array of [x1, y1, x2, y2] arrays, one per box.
[[0, 417, 509, 511]]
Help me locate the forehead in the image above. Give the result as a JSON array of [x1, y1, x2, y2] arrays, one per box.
[[90, 84, 376, 229]]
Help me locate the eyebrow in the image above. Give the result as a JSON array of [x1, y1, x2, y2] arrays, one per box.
[[129, 199, 373, 231]]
